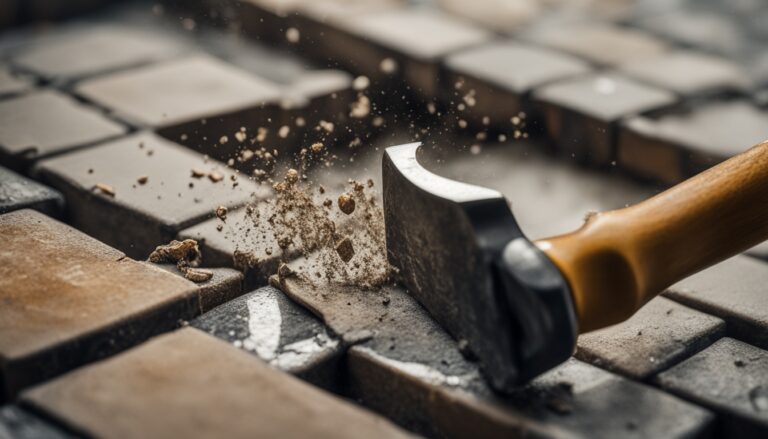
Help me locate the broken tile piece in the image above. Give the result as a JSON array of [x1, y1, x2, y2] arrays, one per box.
[[192, 286, 343, 390], [0, 165, 63, 216], [656, 338, 768, 437], [22, 328, 413, 439], [664, 255, 768, 349], [0, 209, 199, 401], [12, 26, 187, 83], [576, 297, 725, 379], [0, 90, 126, 170], [156, 264, 244, 313], [35, 132, 268, 259], [534, 73, 676, 165]]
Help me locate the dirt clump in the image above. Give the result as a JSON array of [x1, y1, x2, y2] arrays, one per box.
[[148, 239, 212, 283], [337, 193, 355, 215]]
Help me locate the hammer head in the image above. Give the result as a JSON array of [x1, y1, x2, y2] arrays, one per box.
[[383, 143, 577, 392]]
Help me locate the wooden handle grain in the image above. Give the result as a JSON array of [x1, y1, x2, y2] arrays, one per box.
[[537, 140, 768, 332]]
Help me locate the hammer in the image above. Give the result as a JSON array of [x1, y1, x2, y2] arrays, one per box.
[[383, 140, 768, 392]]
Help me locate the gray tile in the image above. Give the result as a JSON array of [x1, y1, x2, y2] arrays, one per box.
[[0, 90, 126, 170], [0, 165, 63, 216], [0, 209, 199, 401], [534, 73, 676, 165], [619, 100, 768, 184], [192, 286, 343, 390], [576, 297, 725, 379], [21, 328, 413, 439], [0, 405, 75, 439], [35, 132, 268, 259], [656, 338, 768, 437], [665, 255, 768, 349]]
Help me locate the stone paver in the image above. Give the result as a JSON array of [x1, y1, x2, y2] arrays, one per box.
[[0, 67, 30, 97], [0, 90, 126, 170], [12, 26, 187, 83], [157, 264, 244, 314], [534, 73, 676, 166], [0, 209, 199, 400], [275, 275, 713, 438], [523, 23, 669, 67], [75, 55, 282, 138], [664, 255, 768, 349], [319, 7, 491, 98], [35, 132, 268, 259], [576, 297, 725, 380], [0, 405, 74, 439], [618, 51, 751, 97], [656, 338, 768, 437], [443, 41, 591, 128], [0, 165, 63, 216], [192, 286, 343, 390], [22, 328, 413, 439], [619, 100, 768, 184]]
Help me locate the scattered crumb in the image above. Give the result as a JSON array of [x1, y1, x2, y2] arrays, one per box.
[[208, 171, 224, 183], [311, 142, 324, 153], [216, 206, 228, 221], [94, 183, 115, 197], [338, 193, 355, 215], [137, 176, 148, 185], [183, 267, 213, 283], [191, 168, 207, 178], [335, 237, 355, 263]]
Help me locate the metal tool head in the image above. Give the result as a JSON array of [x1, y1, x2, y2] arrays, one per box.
[[382, 143, 578, 392]]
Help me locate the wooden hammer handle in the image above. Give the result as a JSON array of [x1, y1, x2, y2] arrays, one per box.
[[538, 140, 768, 332]]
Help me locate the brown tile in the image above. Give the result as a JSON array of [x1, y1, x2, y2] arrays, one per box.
[[443, 41, 591, 128], [22, 328, 413, 439], [0, 90, 126, 170], [12, 26, 187, 83], [523, 23, 669, 67], [576, 297, 725, 379], [0, 209, 199, 400], [534, 73, 676, 165], [619, 100, 768, 184], [664, 255, 768, 349], [618, 51, 752, 97], [35, 132, 269, 259]]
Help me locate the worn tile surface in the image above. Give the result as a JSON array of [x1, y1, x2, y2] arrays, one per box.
[[534, 74, 676, 165], [192, 286, 343, 390], [576, 297, 725, 379], [664, 255, 768, 349], [656, 338, 768, 437], [36, 132, 268, 259], [523, 23, 669, 66], [76, 55, 282, 128], [22, 328, 413, 439], [0, 165, 63, 216], [0, 90, 125, 168], [12, 26, 187, 83], [277, 276, 713, 438], [0, 209, 199, 400], [619, 100, 768, 183]]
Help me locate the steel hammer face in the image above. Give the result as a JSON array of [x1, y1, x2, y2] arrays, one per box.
[[383, 143, 578, 392]]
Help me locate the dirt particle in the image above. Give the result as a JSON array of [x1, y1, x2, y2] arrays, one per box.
[[285, 168, 299, 184], [208, 171, 224, 183], [352, 75, 370, 91], [286, 27, 300, 43], [191, 168, 207, 178], [277, 263, 295, 279], [215, 206, 228, 221], [379, 57, 398, 74], [311, 142, 324, 154], [338, 193, 356, 215], [149, 239, 202, 267], [335, 237, 354, 263], [183, 267, 213, 283], [94, 183, 115, 197], [735, 359, 746, 367], [137, 176, 148, 185]]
